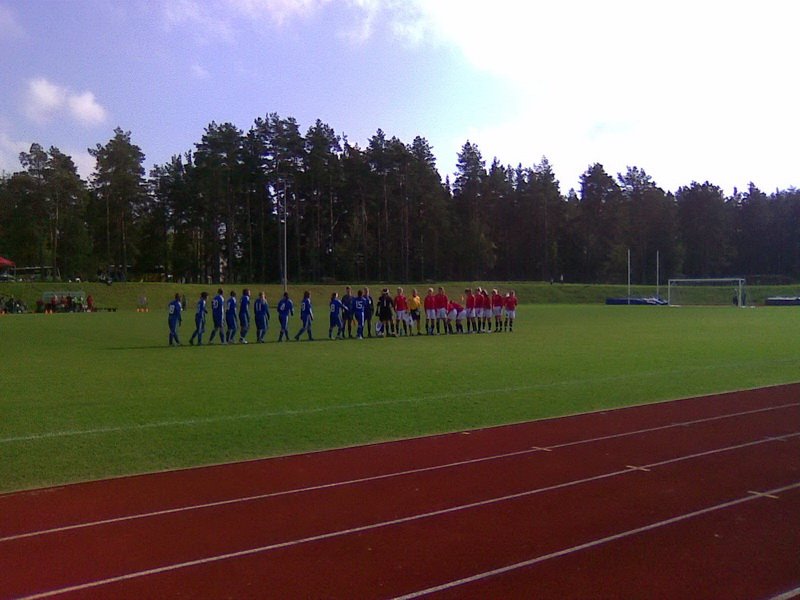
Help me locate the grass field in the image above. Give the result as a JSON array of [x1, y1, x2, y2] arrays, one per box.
[[1, 292, 799, 493]]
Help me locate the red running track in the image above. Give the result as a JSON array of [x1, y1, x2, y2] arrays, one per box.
[[1, 383, 798, 599]]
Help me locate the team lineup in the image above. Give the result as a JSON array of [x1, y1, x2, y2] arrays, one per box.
[[167, 286, 519, 346]]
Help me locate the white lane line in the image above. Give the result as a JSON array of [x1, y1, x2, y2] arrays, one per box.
[[748, 491, 780, 500], [392, 481, 800, 600], [14, 440, 800, 599], [547, 403, 799, 450], [769, 587, 800, 600], [3, 407, 798, 544]]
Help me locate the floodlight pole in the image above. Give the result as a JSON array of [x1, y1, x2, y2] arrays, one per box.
[[282, 178, 288, 294], [627, 248, 631, 305]]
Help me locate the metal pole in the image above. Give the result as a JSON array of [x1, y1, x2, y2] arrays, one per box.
[[627, 248, 631, 304], [282, 179, 288, 294]]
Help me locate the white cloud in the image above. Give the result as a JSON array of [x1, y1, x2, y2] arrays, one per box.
[[23, 77, 108, 127], [24, 77, 67, 124], [67, 91, 108, 126]]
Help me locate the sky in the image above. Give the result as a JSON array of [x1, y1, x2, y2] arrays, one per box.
[[0, 0, 797, 194]]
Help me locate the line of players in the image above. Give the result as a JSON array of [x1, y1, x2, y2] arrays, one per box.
[[167, 285, 518, 346], [366, 286, 519, 339]]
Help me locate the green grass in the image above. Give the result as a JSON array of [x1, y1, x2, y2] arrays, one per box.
[[1, 301, 798, 492]]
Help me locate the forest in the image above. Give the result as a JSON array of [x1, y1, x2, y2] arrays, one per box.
[[1, 114, 798, 285]]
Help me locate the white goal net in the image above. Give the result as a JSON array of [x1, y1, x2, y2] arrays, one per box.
[[667, 278, 747, 307]]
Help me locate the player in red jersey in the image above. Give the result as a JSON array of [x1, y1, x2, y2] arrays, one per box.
[[434, 286, 449, 334], [473, 287, 484, 332], [446, 300, 456, 334], [449, 300, 465, 333], [481, 288, 491, 332], [504, 290, 518, 331], [491, 288, 504, 332], [424, 288, 436, 335], [464, 288, 476, 333]]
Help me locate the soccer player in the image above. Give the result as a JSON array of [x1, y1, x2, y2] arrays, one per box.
[[408, 288, 422, 335], [504, 290, 518, 332], [449, 299, 465, 333], [464, 288, 475, 333], [446, 300, 457, 334], [394, 287, 409, 336], [481, 288, 491, 333], [189, 291, 208, 345], [474, 287, 485, 332], [435, 286, 449, 334], [363, 287, 374, 337], [239, 288, 251, 343], [351, 289, 368, 339], [491, 288, 504, 332], [254, 291, 270, 343], [294, 291, 314, 341], [277, 292, 294, 342], [424, 287, 436, 335], [456, 300, 467, 333], [208, 288, 226, 344], [167, 293, 183, 346], [225, 290, 238, 343], [376, 288, 394, 337], [329, 292, 344, 339], [341, 285, 354, 339]]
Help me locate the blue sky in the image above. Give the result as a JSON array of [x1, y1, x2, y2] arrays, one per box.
[[1, 0, 797, 194]]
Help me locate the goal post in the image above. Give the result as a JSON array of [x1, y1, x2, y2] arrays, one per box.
[[667, 278, 747, 307]]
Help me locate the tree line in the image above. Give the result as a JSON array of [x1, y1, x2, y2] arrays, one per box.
[[1, 114, 798, 285]]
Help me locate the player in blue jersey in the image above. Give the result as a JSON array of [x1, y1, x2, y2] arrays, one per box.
[[167, 293, 183, 346], [208, 288, 226, 344], [225, 290, 237, 343], [254, 291, 270, 343], [276, 292, 294, 342], [189, 291, 208, 345], [329, 292, 344, 339], [238, 288, 251, 344], [351, 289, 368, 339], [294, 291, 314, 341]]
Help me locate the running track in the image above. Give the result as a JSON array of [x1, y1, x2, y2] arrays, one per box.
[[1, 384, 798, 599]]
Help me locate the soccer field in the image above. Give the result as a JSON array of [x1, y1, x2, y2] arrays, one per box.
[[1, 303, 798, 492]]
